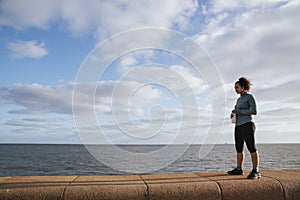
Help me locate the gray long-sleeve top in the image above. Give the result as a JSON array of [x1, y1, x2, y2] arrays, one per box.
[[234, 93, 257, 126]]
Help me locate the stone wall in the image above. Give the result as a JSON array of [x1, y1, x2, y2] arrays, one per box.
[[1, 170, 299, 200]]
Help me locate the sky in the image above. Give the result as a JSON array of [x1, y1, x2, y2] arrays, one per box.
[[0, 0, 300, 144]]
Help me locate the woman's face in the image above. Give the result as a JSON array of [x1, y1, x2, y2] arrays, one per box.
[[235, 83, 244, 94]]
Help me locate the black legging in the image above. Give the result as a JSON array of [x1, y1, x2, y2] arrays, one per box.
[[235, 122, 257, 153]]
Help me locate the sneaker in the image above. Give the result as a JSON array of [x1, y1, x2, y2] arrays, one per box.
[[227, 167, 244, 175], [247, 169, 261, 179]]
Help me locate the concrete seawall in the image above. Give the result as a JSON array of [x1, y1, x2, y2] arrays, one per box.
[[0, 169, 299, 200]]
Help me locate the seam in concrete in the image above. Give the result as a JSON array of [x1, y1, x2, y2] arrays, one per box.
[[139, 175, 150, 200], [262, 175, 286, 200], [194, 173, 222, 200], [60, 176, 80, 200]]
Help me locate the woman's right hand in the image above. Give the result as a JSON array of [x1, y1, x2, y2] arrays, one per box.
[[230, 110, 236, 118]]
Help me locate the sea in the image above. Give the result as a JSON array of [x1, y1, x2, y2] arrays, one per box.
[[0, 144, 299, 176]]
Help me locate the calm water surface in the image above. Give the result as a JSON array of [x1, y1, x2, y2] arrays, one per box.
[[0, 144, 299, 176]]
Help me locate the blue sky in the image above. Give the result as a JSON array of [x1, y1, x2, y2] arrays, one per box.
[[0, 0, 300, 144]]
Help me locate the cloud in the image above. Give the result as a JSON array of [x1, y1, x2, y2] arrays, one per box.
[[1, 116, 79, 143], [10, 81, 149, 116], [7, 40, 48, 59], [94, 0, 198, 38], [0, 0, 198, 40], [254, 79, 300, 104], [1, 83, 73, 114], [196, 1, 300, 85], [0, 80, 167, 115], [22, 118, 57, 123], [0, 73, 214, 144], [203, 0, 287, 14], [0, 0, 58, 30]]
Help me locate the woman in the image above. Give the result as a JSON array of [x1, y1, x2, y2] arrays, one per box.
[[228, 77, 261, 179]]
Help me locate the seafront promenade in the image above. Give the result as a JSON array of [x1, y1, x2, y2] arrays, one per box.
[[0, 169, 299, 200]]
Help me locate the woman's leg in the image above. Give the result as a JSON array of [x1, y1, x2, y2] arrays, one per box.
[[251, 151, 259, 169], [228, 124, 245, 175], [245, 122, 259, 169], [237, 152, 244, 168], [235, 125, 244, 168]]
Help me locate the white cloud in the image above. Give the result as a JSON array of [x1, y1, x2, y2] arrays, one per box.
[[0, 81, 166, 115], [254, 79, 300, 104], [7, 40, 48, 59], [0, 0, 198, 40], [1, 83, 72, 114], [94, 0, 198, 38], [0, 77, 213, 144], [0, 0, 58, 29], [203, 0, 289, 14], [196, 1, 300, 84], [118, 54, 138, 73], [117, 65, 209, 98]]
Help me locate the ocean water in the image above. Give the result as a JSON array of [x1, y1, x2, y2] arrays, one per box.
[[0, 144, 299, 176]]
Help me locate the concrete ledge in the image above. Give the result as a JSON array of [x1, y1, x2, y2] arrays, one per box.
[[0, 170, 299, 200]]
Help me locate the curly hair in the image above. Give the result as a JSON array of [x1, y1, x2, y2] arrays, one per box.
[[235, 77, 251, 91]]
